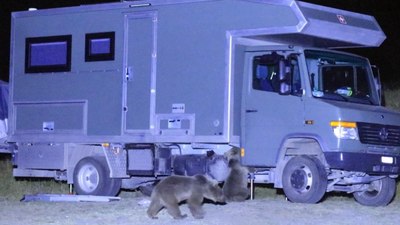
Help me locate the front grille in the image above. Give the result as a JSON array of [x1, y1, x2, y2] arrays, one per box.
[[358, 122, 400, 147]]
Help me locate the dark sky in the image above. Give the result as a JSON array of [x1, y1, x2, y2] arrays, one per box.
[[306, 0, 400, 87], [1, 0, 399, 86], [0, 0, 114, 82]]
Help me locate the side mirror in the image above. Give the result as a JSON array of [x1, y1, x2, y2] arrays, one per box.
[[371, 65, 384, 106], [279, 60, 291, 95]]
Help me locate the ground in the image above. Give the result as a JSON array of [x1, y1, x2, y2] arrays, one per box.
[[1, 191, 399, 225]]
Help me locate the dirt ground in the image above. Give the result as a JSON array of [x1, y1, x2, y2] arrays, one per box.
[[1, 191, 400, 225]]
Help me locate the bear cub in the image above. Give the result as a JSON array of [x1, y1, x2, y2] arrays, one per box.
[[147, 174, 225, 219], [222, 147, 251, 202]]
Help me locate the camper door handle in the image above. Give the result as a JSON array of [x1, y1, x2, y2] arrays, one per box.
[[125, 66, 133, 82], [246, 109, 258, 113]]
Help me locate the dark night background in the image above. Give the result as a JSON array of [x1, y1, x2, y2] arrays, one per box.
[[1, 0, 399, 86]]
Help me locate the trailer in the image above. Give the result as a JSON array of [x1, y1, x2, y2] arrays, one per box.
[[9, 0, 400, 206]]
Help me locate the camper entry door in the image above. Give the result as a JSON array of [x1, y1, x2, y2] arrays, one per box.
[[123, 12, 157, 135]]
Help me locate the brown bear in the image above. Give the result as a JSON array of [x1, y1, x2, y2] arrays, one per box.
[[222, 147, 251, 202], [147, 174, 225, 219]]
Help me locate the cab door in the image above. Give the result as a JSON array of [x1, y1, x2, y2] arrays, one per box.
[[241, 51, 305, 166]]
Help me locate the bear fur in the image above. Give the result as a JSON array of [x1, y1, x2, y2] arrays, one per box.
[[147, 174, 225, 219], [222, 147, 251, 202]]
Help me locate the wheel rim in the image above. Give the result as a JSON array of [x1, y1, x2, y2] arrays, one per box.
[[290, 165, 313, 193], [77, 164, 100, 193]]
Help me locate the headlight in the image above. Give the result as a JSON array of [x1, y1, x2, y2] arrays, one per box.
[[330, 121, 359, 140]]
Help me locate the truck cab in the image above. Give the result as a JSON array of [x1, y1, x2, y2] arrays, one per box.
[[242, 46, 400, 205]]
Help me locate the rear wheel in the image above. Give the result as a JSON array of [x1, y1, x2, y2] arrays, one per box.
[[73, 157, 121, 196], [282, 156, 327, 203], [353, 177, 396, 206], [107, 178, 122, 196]]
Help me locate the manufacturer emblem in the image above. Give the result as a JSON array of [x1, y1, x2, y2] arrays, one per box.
[[379, 127, 389, 141], [337, 15, 347, 25]]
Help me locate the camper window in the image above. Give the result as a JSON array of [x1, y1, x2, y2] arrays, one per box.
[[85, 32, 115, 62], [25, 35, 72, 73]]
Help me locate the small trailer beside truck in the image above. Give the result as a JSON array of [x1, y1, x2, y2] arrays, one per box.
[[8, 0, 400, 206]]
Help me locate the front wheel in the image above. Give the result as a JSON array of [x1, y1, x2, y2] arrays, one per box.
[[353, 177, 396, 206], [73, 157, 121, 196], [282, 156, 327, 203]]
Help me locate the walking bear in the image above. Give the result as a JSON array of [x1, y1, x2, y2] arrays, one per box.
[[222, 148, 251, 202], [147, 174, 225, 219]]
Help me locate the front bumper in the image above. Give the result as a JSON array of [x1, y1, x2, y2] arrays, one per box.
[[324, 152, 400, 175]]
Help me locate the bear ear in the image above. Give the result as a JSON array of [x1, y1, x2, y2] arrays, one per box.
[[232, 147, 240, 155], [224, 147, 240, 158]]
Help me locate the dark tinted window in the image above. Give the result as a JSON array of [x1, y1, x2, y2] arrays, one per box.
[[25, 35, 72, 73], [85, 32, 115, 62]]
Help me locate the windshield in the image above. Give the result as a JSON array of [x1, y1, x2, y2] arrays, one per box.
[[305, 50, 378, 105]]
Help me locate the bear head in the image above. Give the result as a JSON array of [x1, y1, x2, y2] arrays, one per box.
[[194, 175, 225, 203], [224, 147, 241, 162]]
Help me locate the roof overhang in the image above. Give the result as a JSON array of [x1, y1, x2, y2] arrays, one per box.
[[235, 0, 386, 49]]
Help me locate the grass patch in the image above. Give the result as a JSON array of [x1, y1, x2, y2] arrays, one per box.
[[253, 184, 284, 199], [0, 155, 69, 201], [385, 87, 400, 111]]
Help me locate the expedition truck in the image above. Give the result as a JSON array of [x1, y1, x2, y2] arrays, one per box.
[[8, 0, 400, 206]]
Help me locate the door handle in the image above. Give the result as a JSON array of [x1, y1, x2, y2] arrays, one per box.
[[246, 109, 258, 113], [125, 66, 133, 82]]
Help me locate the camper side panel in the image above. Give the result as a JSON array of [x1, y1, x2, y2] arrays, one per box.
[[10, 10, 125, 139], [154, 0, 299, 141]]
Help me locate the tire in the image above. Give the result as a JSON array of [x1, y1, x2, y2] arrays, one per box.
[[106, 178, 122, 196], [353, 177, 396, 206], [73, 157, 120, 196], [282, 156, 327, 203]]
